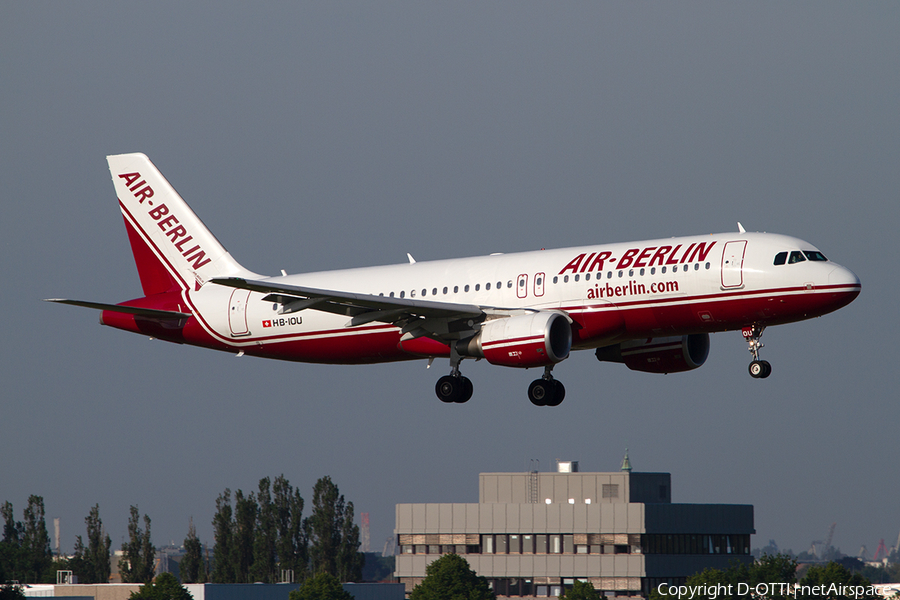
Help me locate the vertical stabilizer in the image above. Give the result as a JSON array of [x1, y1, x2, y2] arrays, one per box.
[[108, 153, 256, 295]]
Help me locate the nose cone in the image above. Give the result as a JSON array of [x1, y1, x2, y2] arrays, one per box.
[[827, 264, 861, 307]]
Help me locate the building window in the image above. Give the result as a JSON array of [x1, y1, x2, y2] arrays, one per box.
[[550, 535, 561, 554], [602, 484, 619, 498], [482, 534, 494, 554]]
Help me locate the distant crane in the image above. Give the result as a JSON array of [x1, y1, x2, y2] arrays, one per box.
[[382, 535, 396, 557], [361, 513, 370, 553], [873, 539, 888, 562]]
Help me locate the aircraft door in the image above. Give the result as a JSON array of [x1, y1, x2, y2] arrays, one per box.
[[534, 272, 545, 297], [228, 289, 252, 336], [517, 274, 528, 299], [721, 240, 747, 289]]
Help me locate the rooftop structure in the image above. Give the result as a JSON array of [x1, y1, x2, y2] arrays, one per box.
[[395, 460, 754, 598]]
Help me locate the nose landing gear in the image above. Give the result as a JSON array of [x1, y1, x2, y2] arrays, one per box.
[[743, 325, 772, 379]]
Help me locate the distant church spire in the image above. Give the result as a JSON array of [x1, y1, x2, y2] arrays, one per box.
[[621, 449, 632, 473]]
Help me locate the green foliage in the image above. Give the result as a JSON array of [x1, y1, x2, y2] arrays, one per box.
[[306, 476, 363, 583], [0, 498, 54, 584], [119, 506, 155, 583], [408, 553, 495, 600], [78, 504, 112, 583], [211, 489, 233, 583], [210, 476, 308, 584], [0, 584, 25, 600], [180, 518, 206, 584], [560, 580, 602, 600], [361, 552, 394, 582], [288, 572, 353, 600], [659, 554, 797, 600], [796, 562, 879, 599], [129, 573, 193, 600]]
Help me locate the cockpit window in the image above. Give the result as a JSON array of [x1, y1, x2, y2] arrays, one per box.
[[803, 250, 827, 261], [788, 251, 806, 264], [774, 252, 787, 266]]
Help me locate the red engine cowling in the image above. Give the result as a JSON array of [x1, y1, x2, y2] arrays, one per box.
[[459, 312, 572, 368], [595, 333, 710, 374]]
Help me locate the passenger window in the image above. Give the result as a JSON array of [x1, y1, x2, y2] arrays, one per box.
[[464, 285, 470, 292], [564, 275, 569, 283], [390, 292, 395, 298], [618, 271, 623, 278], [639, 268, 645, 276], [694, 263, 699, 270], [507, 281, 513, 288], [411, 290, 416, 297], [454, 286, 459, 293], [497, 281, 502, 289], [442, 287, 447, 294], [585, 273, 591, 281], [486, 283, 491, 290], [628, 269, 634, 277], [789, 251, 806, 264], [536, 276, 543, 286], [553, 276, 558, 284], [574, 274, 579, 282], [432, 288, 437, 296], [400, 291, 405, 298], [705, 262, 710, 269], [774, 252, 787, 266], [650, 267, 656, 275], [475, 284, 480, 291], [804, 250, 828, 261], [421, 289, 426, 297]]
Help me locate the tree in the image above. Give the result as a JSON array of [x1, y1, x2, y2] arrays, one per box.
[[83, 505, 111, 583], [180, 518, 206, 584], [0, 502, 24, 584], [251, 478, 277, 583], [231, 489, 257, 583], [273, 475, 306, 581], [409, 554, 495, 600], [796, 562, 879, 599], [211, 489, 234, 583], [305, 477, 363, 582], [288, 572, 353, 600], [653, 554, 797, 600], [119, 506, 155, 583], [560, 580, 603, 600], [21, 496, 52, 584], [0, 584, 25, 600], [129, 573, 193, 600]]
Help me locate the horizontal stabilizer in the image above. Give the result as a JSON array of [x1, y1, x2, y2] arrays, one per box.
[[44, 299, 191, 319]]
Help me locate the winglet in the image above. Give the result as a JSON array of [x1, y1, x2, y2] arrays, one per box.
[[737, 222, 746, 234], [407, 253, 416, 264]]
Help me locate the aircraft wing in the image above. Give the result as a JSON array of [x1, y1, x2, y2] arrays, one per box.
[[209, 277, 486, 332]]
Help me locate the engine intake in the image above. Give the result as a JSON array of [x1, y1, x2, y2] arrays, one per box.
[[458, 311, 572, 368], [595, 333, 710, 374]]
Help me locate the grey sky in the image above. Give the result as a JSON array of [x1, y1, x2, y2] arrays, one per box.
[[2, 2, 898, 558]]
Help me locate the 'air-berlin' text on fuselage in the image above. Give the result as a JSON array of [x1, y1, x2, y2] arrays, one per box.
[[118, 172, 211, 269], [558, 241, 717, 274]]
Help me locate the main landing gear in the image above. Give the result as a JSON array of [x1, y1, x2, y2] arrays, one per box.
[[435, 349, 473, 403], [433, 352, 566, 406], [528, 366, 566, 407], [743, 324, 772, 379]]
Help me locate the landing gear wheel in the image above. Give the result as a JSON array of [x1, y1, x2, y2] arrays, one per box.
[[528, 379, 551, 406], [749, 360, 772, 379], [436, 375, 461, 403], [436, 375, 473, 403], [546, 380, 565, 407], [528, 378, 565, 406], [460, 376, 474, 403]]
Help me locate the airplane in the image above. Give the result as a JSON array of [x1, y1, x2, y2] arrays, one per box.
[[47, 153, 861, 406]]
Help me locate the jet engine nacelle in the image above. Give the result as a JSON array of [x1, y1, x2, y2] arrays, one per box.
[[459, 311, 572, 368], [595, 333, 710, 374]]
